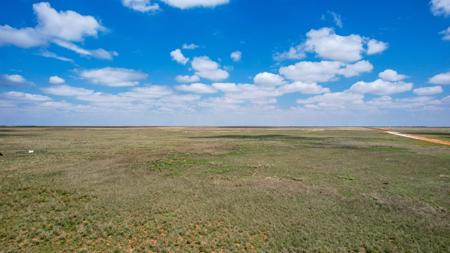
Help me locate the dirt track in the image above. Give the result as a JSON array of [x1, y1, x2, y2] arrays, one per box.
[[381, 130, 450, 146]]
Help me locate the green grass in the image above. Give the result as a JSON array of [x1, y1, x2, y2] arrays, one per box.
[[0, 127, 449, 252]]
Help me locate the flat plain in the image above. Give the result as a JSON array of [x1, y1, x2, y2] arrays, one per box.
[[0, 127, 449, 252]]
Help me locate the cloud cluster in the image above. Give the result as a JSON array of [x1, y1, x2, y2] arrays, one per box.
[[161, 0, 229, 9], [170, 49, 189, 65], [49, 76, 65, 84], [440, 27, 450, 40], [230, 51, 242, 62], [275, 28, 388, 62], [79, 67, 148, 87], [122, 0, 229, 12], [122, 0, 160, 13], [429, 71, 450, 84], [430, 0, 450, 17], [0, 2, 115, 60], [191, 56, 229, 81], [1, 74, 29, 85], [279, 60, 373, 83]]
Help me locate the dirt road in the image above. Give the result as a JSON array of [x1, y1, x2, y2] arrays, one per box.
[[380, 129, 450, 146]]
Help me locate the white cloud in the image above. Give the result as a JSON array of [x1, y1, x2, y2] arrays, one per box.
[[322, 11, 343, 28], [54, 40, 117, 60], [440, 27, 450, 40], [367, 95, 444, 110], [273, 45, 305, 61], [330, 12, 343, 28], [1, 91, 51, 102], [175, 75, 200, 83], [366, 39, 388, 55], [1, 74, 28, 85], [39, 50, 74, 63], [182, 43, 198, 50], [80, 67, 148, 87], [191, 56, 229, 81], [170, 49, 189, 65], [429, 71, 450, 84], [43, 84, 94, 97], [280, 82, 330, 94], [350, 79, 413, 95], [49, 76, 65, 84], [430, 0, 450, 17], [161, 0, 229, 9], [297, 92, 365, 109], [0, 2, 115, 59], [280, 61, 342, 83], [275, 27, 387, 63], [0, 25, 45, 48], [176, 83, 217, 94], [33, 2, 104, 41], [279, 60, 372, 83], [230, 51, 242, 62], [122, 0, 160, 12], [122, 85, 173, 99], [378, 69, 407, 82], [340, 60, 374, 77], [212, 82, 240, 92], [413, 86, 443, 96], [253, 72, 284, 86], [304, 27, 364, 62]]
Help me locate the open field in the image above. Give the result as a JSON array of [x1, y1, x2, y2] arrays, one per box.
[[0, 127, 449, 252]]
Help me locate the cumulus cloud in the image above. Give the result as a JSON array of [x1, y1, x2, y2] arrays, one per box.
[[430, 0, 450, 17], [122, 0, 160, 12], [253, 72, 285, 86], [304, 27, 364, 62], [279, 60, 372, 83], [367, 95, 444, 110], [440, 27, 450, 40], [297, 92, 365, 109], [280, 61, 341, 83], [175, 75, 200, 83], [161, 0, 229, 9], [340, 60, 374, 77], [280, 82, 330, 94], [43, 84, 94, 96], [429, 71, 450, 84], [80, 67, 148, 87], [176, 83, 217, 94], [413, 86, 443, 96], [33, 2, 103, 41], [49, 76, 65, 84], [366, 39, 388, 55], [191, 56, 229, 81], [350, 79, 413, 95], [212, 82, 240, 92], [273, 45, 305, 61], [378, 69, 407, 82], [0, 2, 115, 60], [1, 74, 28, 85], [230, 51, 242, 62], [1, 91, 51, 102], [0, 25, 45, 48], [275, 27, 387, 62], [170, 49, 189, 65]]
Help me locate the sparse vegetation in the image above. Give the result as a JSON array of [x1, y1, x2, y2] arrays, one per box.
[[0, 127, 449, 252]]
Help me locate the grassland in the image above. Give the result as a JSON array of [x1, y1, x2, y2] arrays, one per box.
[[0, 127, 449, 252]]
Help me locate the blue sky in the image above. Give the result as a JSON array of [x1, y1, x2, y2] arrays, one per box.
[[0, 0, 449, 126]]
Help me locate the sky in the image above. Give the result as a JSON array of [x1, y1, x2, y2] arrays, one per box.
[[0, 0, 449, 126]]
